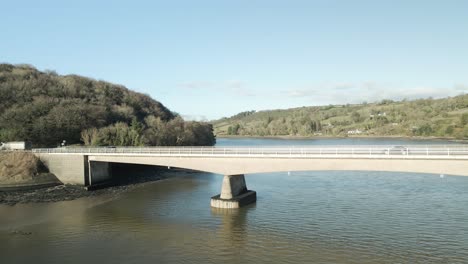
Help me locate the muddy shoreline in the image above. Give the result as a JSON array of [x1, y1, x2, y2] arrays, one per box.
[[0, 173, 165, 206], [0, 165, 192, 206]]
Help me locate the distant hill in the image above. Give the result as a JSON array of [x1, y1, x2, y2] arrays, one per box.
[[0, 64, 215, 147], [213, 95, 468, 139]]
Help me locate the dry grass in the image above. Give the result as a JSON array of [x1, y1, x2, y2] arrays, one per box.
[[0, 152, 48, 184]]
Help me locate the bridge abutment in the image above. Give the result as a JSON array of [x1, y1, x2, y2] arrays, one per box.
[[36, 154, 89, 185], [211, 174, 256, 209]]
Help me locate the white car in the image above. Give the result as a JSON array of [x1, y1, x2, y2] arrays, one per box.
[[385, 146, 408, 155]]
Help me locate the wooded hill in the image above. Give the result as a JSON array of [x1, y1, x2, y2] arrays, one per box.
[[213, 95, 468, 139], [0, 64, 215, 147]]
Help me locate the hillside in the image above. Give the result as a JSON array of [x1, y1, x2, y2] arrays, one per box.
[[0, 152, 57, 185], [0, 64, 215, 147], [213, 95, 468, 139]]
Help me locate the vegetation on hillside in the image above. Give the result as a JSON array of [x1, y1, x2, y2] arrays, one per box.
[[0, 64, 215, 147], [0, 152, 55, 184], [213, 95, 468, 139]]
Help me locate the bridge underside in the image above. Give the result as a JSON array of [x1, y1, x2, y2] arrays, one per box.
[[88, 156, 468, 177]]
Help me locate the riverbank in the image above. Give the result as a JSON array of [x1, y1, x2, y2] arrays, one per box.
[[0, 180, 159, 206], [216, 135, 468, 143], [0, 152, 62, 193], [0, 153, 164, 205], [0, 164, 193, 206]]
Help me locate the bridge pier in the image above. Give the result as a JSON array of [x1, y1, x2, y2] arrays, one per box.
[[211, 174, 256, 209]]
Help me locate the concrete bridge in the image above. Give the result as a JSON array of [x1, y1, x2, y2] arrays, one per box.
[[33, 145, 468, 208]]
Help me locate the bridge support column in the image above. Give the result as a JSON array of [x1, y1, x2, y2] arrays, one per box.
[[211, 174, 256, 209]]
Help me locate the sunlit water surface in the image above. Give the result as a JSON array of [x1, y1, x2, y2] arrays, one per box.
[[1, 138, 467, 264]]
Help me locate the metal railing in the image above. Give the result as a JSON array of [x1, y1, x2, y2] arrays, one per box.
[[31, 145, 468, 159]]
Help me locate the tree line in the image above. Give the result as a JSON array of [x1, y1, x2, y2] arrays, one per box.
[[215, 95, 468, 139], [0, 64, 215, 147]]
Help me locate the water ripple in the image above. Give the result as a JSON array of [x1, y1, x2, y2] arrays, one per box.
[[2, 170, 468, 264]]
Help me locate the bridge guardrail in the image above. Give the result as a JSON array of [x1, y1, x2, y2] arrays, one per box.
[[31, 145, 468, 158]]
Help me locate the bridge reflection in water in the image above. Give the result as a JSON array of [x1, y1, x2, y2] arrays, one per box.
[[33, 145, 468, 208]]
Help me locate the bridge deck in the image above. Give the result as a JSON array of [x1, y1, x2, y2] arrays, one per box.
[[33, 145, 468, 184], [32, 145, 468, 159]]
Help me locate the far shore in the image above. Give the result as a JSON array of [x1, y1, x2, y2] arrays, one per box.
[[216, 135, 468, 143]]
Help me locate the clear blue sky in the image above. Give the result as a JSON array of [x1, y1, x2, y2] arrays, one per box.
[[2, 0, 467, 120]]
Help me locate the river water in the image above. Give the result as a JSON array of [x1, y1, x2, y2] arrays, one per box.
[[1, 138, 468, 263]]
